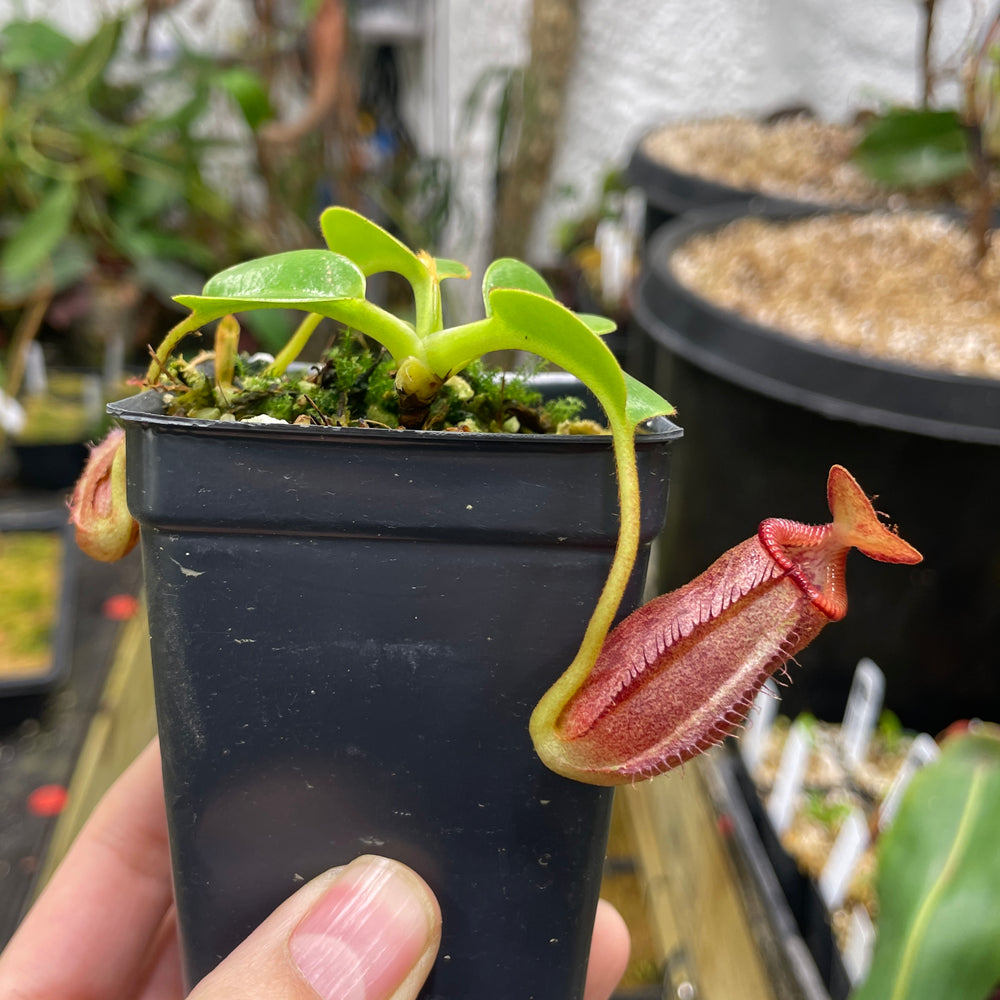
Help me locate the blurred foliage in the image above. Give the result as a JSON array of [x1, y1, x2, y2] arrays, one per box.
[[852, 108, 970, 188], [0, 3, 458, 374], [0, 13, 271, 307], [853, 724, 1000, 1000]]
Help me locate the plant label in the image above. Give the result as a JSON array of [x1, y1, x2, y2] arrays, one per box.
[[818, 806, 870, 910], [767, 717, 810, 834], [840, 658, 885, 770]]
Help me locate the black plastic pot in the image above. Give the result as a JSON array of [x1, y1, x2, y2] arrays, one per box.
[[626, 129, 823, 240], [110, 379, 680, 998], [633, 204, 1000, 734], [714, 748, 850, 1000], [12, 441, 90, 491]]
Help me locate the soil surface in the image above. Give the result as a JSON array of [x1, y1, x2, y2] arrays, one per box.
[[641, 116, 983, 211], [670, 211, 1000, 380]]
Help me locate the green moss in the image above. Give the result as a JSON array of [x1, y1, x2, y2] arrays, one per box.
[[157, 331, 597, 434]]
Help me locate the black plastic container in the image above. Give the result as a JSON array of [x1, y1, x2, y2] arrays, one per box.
[[633, 205, 1000, 733], [12, 441, 89, 491], [110, 381, 680, 998], [715, 749, 850, 1000], [626, 130, 822, 240]]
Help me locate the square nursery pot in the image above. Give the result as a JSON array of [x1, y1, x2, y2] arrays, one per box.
[[110, 375, 681, 998]]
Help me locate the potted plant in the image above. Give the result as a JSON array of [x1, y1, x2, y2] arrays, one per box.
[[69, 206, 921, 998]]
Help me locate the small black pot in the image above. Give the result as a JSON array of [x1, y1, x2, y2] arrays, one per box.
[[111, 380, 680, 998], [632, 204, 1000, 733]]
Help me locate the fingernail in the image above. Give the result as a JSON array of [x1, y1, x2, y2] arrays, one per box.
[[290, 855, 436, 1000]]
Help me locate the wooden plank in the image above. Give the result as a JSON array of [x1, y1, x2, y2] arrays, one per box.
[[37, 606, 157, 887], [618, 754, 777, 1000]]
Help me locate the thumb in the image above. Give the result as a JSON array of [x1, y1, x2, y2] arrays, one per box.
[[190, 855, 441, 1000]]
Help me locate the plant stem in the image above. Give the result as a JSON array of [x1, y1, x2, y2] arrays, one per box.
[[964, 123, 994, 264], [921, 0, 937, 108], [146, 314, 207, 384], [213, 315, 240, 402], [529, 412, 640, 733], [266, 313, 323, 376]]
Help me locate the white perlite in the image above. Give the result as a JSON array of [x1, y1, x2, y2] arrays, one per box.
[[671, 212, 1000, 380]]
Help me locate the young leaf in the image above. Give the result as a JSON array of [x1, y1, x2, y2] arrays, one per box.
[[319, 206, 434, 334], [853, 726, 1000, 1000], [482, 258, 554, 306], [0, 20, 74, 71], [319, 206, 427, 288], [434, 258, 472, 280]]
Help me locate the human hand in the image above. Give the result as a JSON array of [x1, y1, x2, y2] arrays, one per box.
[[0, 740, 630, 1000]]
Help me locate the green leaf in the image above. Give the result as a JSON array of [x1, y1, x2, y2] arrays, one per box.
[[434, 257, 471, 280], [853, 727, 1000, 1000], [0, 182, 77, 282], [578, 313, 617, 336], [175, 249, 367, 323], [0, 235, 91, 301], [852, 108, 970, 188], [59, 18, 122, 98], [429, 289, 623, 404], [214, 66, 273, 130], [319, 206, 426, 286], [0, 20, 74, 71], [624, 372, 675, 425], [319, 206, 435, 335], [201, 249, 365, 301], [482, 257, 554, 310]]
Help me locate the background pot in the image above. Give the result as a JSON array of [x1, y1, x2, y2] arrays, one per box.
[[110, 379, 681, 998], [632, 204, 1000, 734], [626, 131, 817, 239]]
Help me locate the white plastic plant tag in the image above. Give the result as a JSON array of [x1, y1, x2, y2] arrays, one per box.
[[878, 732, 940, 831], [83, 373, 104, 423], [766, 717, 810, 835], [818, 806, 870, 910], [840, 658, 885, 770], [842, 905, 876, 985], [739, 678, 780, 774], [23, 341, 47, 395], [595, 219, 631, 308], [621, 188, 646, 245], [0, 389, 26, 435]]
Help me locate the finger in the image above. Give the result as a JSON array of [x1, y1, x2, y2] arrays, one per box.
[[584, 899, 632, 1000], [0, 740, 174, 1000], [135, 906, 184, 1000], [191, 855, 441, 1000]]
